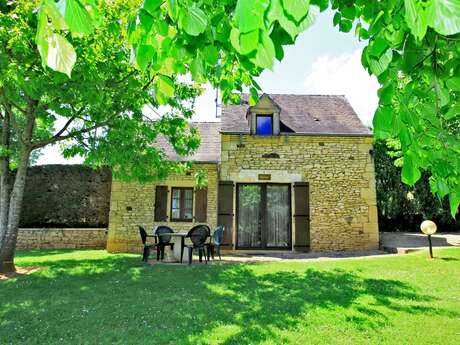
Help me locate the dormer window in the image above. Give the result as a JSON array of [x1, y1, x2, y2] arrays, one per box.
[[247, 94, 281, 135], [256, 114, 273, 135]]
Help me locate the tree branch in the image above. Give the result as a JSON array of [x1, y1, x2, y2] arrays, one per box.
[[31, 122, 108, 149], [1, 101, 23, 144]]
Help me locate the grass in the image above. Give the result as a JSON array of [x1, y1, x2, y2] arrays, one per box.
[[1, 249, 460, 345]]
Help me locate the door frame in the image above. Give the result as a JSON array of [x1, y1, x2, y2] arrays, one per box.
[[235, 183, 292, 250]]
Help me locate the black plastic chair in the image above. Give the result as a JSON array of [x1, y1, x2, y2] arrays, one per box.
[[138, 226, 156, 262], [207, 226, 225, 260], [154, 226, 175, 261], [182, 225, 210, 265]]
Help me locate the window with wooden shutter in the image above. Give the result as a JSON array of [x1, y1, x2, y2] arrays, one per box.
[[218, 181, 234, 246], [195, 188, 207, 222], [154, 186, 168, 221], [294, 182, 310, 249]]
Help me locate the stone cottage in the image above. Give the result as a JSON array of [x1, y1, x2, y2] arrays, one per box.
[[107, 94, 379, 253]]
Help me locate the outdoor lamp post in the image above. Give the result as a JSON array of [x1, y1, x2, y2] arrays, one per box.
[[420, 220, 437, 258]]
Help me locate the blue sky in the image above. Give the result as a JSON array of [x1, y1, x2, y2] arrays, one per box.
[[37, 9, 379, 165]]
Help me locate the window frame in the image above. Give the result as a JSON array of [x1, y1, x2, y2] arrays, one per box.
[[255, 114, 274, 135], [170, 187, 194, 222]]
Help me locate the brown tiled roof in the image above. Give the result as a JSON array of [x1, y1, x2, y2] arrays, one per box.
[[155, 122, 221, 163], [221, 94, 371, 136]]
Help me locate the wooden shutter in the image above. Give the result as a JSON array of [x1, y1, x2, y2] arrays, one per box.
[[294, 182, 310, 249], [195, 188, 207, 222], [154, 186, 168, 221], [218, 181, 234, 246]]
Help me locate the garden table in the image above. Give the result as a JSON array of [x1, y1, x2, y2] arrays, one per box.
[[154, 232, 188, 263]]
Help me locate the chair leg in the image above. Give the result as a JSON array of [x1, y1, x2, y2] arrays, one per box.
[[211, 246, 215, 260], [156, 246, 160, 261], [161, 246, 165, 260], [142, 247, 148, 262], [217, 246, 221, 261], [204, 248, 208, 265], [181, 243, 184, 263], [206, 246, 211, 261], [199, 249, 202, 262], [188, 247, 193, 265]]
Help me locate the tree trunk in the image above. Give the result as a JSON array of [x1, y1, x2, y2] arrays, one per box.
[[0, 148, 31, 273], [0, 100, 36, 273], [0, 107, 11, 246]]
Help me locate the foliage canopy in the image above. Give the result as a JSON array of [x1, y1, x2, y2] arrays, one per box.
[[26, 0, 460, 217]]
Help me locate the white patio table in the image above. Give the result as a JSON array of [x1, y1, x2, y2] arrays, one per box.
[[154, 232, 188, 263]]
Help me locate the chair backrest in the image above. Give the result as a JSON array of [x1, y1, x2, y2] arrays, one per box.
[[187, 225, 210, 246], [212, 226, 225, 246], [155, 226, 174, 244], [138, 226, 147, 245]]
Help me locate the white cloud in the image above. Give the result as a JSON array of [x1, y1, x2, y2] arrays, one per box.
[[303, 49, 380, 126]]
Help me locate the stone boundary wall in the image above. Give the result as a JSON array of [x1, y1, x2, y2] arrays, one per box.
[[20, 165, 112, 228], [17, 228, 107, 250]]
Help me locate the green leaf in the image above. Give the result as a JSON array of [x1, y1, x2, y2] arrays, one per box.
[[178, 6, 207, 36], [43, 0, 68, 30], [203, 45, 218, 66], [235, 0, 269, 33], [282, 0, 310, 23], [157, 75, 175, 97], [446, 76, 460, 91], [44, 33, 76, 78], [402, 152, 421, 186], [373, 106, 394, 139], [166, 0, 178, 21], [339, 19, 353, 33], [444, 104, 460, 120], [144, 0, 163, 15], [333, 12, 341, 27], [136, 45, 155, 71], [296, 5, 319, 33], [249, 87, 259, 105], [240, 30, 259, 55], [251, 31, 275, 69], [190, 57, 205, 82], [56, 0, 94, 36], [399, 126, 412, 150], [368, 38, 388, 58], [427, 0, 460, 36], [369, 49, 393, 76], [449, 188, 460, 217], [230, 27, 242, 53], [404, 0, 428, 41]]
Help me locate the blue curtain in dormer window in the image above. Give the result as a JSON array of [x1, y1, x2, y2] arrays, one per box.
[[256, 115, 273, 135]]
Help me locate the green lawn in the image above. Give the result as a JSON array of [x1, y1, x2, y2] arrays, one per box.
[[1, 249, 460, 345]]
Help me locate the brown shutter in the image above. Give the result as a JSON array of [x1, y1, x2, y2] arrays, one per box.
[[294, 182, 310, 249], [218, 181, 234, 246], [194, 188, 207, 222], [154, 186, 168, 221]]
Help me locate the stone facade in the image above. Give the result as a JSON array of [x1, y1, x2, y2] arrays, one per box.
[[220, 134, 379, 251], [106, 164, 218, 253], [17, 228, 107, 250]]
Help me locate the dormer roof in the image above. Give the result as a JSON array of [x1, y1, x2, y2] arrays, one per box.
[[221, 94, 371, 136]]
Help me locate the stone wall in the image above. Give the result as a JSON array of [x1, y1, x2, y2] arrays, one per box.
[[17, 228, 107, 249], [220, 134, 379, 251], [107, 164, 218, 253], [20, 165, 112, 228]]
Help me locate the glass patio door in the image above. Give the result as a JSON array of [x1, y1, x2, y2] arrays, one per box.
[[266, 185, 290, 248], [237, 184, 262, 248], [237, 184, 291, 249]]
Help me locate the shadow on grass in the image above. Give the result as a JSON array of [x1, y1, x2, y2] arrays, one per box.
[[0, 252, 458, 345]]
